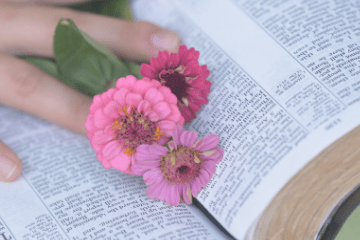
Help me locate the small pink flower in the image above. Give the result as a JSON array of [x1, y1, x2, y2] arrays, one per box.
[[140, 45, 211, 123], [85, 75, 184, 175], [132, 126, 223, 206]]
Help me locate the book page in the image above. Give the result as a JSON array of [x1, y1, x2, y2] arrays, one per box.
[[0, 106, 228, 240], [131, 0, 360, 238]]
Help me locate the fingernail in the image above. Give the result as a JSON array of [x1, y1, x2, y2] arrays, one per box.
[[151, 30, 180, 52], [0, 156, 17, 180]]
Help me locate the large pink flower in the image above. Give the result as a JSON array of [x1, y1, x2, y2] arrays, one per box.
[[140, 45, 211, 123], [85, 75, 184, 175], [132, 126, 223, 206]]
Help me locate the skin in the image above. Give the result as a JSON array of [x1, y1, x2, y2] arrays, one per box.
[[0, 0, 181, 182]]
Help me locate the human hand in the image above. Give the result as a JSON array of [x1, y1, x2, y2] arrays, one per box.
[[0, 0, 181, 182]]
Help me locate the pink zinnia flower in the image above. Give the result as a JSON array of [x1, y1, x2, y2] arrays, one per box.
[[132, 126, 223, 206], [85, 75, 184, 175], [140, 45, 211, 123]]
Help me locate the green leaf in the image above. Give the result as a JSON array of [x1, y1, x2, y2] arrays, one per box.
[[22, 57, 61, 79], [69, 0, 134, 20], [54, 18, 132, 96], [100, 0, 135, 20], [69, 0, 105, 15], [125, 61, 142, 79]]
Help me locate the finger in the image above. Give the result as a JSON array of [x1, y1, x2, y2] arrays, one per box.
[[0, 53, 92, 136], [0, 2, 181, 62], [0, 140, 22, 182]]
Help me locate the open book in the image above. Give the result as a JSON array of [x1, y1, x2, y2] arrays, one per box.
[[1, 0, 360, 239]]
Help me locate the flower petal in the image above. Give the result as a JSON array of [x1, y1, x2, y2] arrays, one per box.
[[194, 134, 220, 152], [85, 114, 96, 133], [172, 125, 184, 145], [142, 77, 151, 82], [90, 94, 104, 113], [167, 140, 177, 152], [158, 182, 172, 202], [206, 148, 223, 164], [158, 87, 177, 105], [157, 120, 176, 130], [190, 177, 202, 197], [110, 151, 132, 172], [139, 160, 161, 169], [143, 168, 164, 185], [140, 64, 156, 79], [166, 184, 180, 206], [103, 101, 121, 118], [180, 106, 196, 124], [197, 134, 220, 151], [137, 100, 151, 114], [179, 46, 199, 65], [191, 78, 211, 94], [146, 180, 167, 199], [187, 88, 208, 105], [153, 102, 171, 120], [135, 151, 162, 162], [130, 155, 137, 168], [135, 144, 152, 155], [186, 61, 201, 77], [178, 116, 185, 125], [162, 129, 173, 137], [116, 75, 137, 90], [133, 79, 155, 97], [132, 161, 158, 176], [199, 149, 222, 160], [168, 52, 180, 68], [101, 88, 116, 103], [216, 146, 224, 155], [179, 130, 198, 148], [92, 129, 113, 146], [149, 144, 169, 155], [165, 104, 181, 122], [150, 79, 162, 88], [136, 144, 168, 160], [199, 149, 221, 160], [187, 96, 202, 112], [199, 65, 211, 79], [94, 109, 112, 129], [102, 141, 122, 160], [146, 111, 159, 122], [123, 167, 135, 175], [199, 169, 210, 185], [101, 158, 112, 169], [158, 136, 170, 145], [157, 51, 170, 68], [126, 92, 143, 108], [202, 161, 217, 177], [113, 88, 130, 106], [181, 184, 192, 204], [144, 88, 165, 106]]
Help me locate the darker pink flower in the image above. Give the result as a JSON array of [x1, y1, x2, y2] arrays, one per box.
[[140, 45, 211, 123], [132, 125, 223, 206], [85, 75, 184, 175]]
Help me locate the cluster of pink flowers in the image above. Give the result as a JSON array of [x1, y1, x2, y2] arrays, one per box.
[[133, 126, 223, 205], [86, 45, 223, 206], [140, 45, 211, 123]]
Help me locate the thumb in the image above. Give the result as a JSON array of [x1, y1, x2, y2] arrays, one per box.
[[0, 140, 22, 182]]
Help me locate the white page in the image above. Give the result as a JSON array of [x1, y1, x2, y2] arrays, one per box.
[[132, 0, 360, 238], [0, 106, 228, 240]]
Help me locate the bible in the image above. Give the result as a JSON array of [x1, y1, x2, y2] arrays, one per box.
[[1, 0, 360, 239]]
